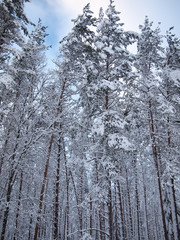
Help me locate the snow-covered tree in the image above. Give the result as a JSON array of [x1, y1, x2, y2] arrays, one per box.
[[0, 0, 30, 67], [82, 1, 137, 238], [159, 29, 180, 240], [0, 1, 179, 239], [135, 16, 171, 240], [0, 19, 48, 240]]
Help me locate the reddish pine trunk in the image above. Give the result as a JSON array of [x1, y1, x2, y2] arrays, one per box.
[[108, 180, 113, 239], [117, 180, 127, 239], [167, 115, 180, 239], [99, 204, 106, 240], [0, 131, 20, 240], [14, 171, 23, 240], [148, 99, 168, 240], [114, 185, 119, 240], [0, 170, 15, 240], [33, 79, 66, 240], [33, 134, 54, 240], [53, 137, 61, 239], [133, 157, 141, 240], [142, 169, 150, 240], [125, 168, 133, 238], [64, 147, 70, 240], [90, 194, 93, 236]]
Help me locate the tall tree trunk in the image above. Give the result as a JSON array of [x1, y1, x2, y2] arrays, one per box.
[[125, 168, 133, 239], [33, 79, 66, 240], [94, 157, 102, 240], [133, 156, 141, 240], [166, 115, 180, 240], [53, 136, 61, 240], [0, 129, 20, 240], [142, 168, 150, 240], [0, 169, 16, 240], [33, 133, 54, 240], [13, 171, 23, 240], [69, 170, 82, 237], [64, 146, 70, 240], [170, 178, 180, 240], [79, 166, 84, 234], [63, 210, 67, 239], [117, 180, 126, 240], [114, 184, 119, 240], [148, 99, 168, 240], [90, 194, 93, 236], [99, 203, 106, 240], [108, 180, 113, 240]]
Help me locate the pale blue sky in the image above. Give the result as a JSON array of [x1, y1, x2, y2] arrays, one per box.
[[25, 0, 180, 64]]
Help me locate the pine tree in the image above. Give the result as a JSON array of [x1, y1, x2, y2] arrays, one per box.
[[0, 19, 48, 240], [0, 0, 30, 67], [81, 1, 137, 238], [135, 16, 169, 240], [159, 29, 180, 240]]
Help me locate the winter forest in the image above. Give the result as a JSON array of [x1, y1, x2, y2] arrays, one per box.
[[0, 0, 180, 239]]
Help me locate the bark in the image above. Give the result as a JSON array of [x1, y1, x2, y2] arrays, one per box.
[[90, 194, 93, 236], [170, 178, 180, 240], [108, 180, 113, 240], [63, 210, 67, 239], [167, 115, 180, 240], [64, 146, 70, 240], [28, 216, 33, 240], [0, 129, 20, 240], [13, 171, 23, 240], [69, 170, 82, 237], [33, 79, 66, 240], [142, 169, 150, 240], [79, 166, 84, 234], [133, 156, 141, 240], [117, 181, 126, 240], [99, 204, 106, 240], [148, 99, 168, 240], [114, 185, 119, 240], [53, 136, 61, 240], [94, 155, 101, 240], [125, 168, 133, 239], [0, 169, 15, 240]]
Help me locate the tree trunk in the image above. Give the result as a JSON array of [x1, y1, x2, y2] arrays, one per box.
[[99, 204, 106, 240], [133, 156, 141, 240], [33, 79, 66, 240], [64, 146, 70, 240], [0, 169, 15, 240], [117, 180, 126, 240], [53, 136, 61, 240], [90, 194, 93, 236], [167, 115, 180, 240], [142, 168, 150, 240], [108, 180, 113, 240], [13, 171, 23, 240], [69, 170, 82, 237], [148, 99, 168, 240], [125, 168, 133, 239], [114, 184, 119, 240], [170, 178, 180, 240], [0, 130, 20, 240]]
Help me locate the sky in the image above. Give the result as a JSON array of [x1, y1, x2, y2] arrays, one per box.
[[25, 0, 180, 66]]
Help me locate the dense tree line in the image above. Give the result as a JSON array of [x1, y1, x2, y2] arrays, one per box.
[[0, 0, 179, 239]]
